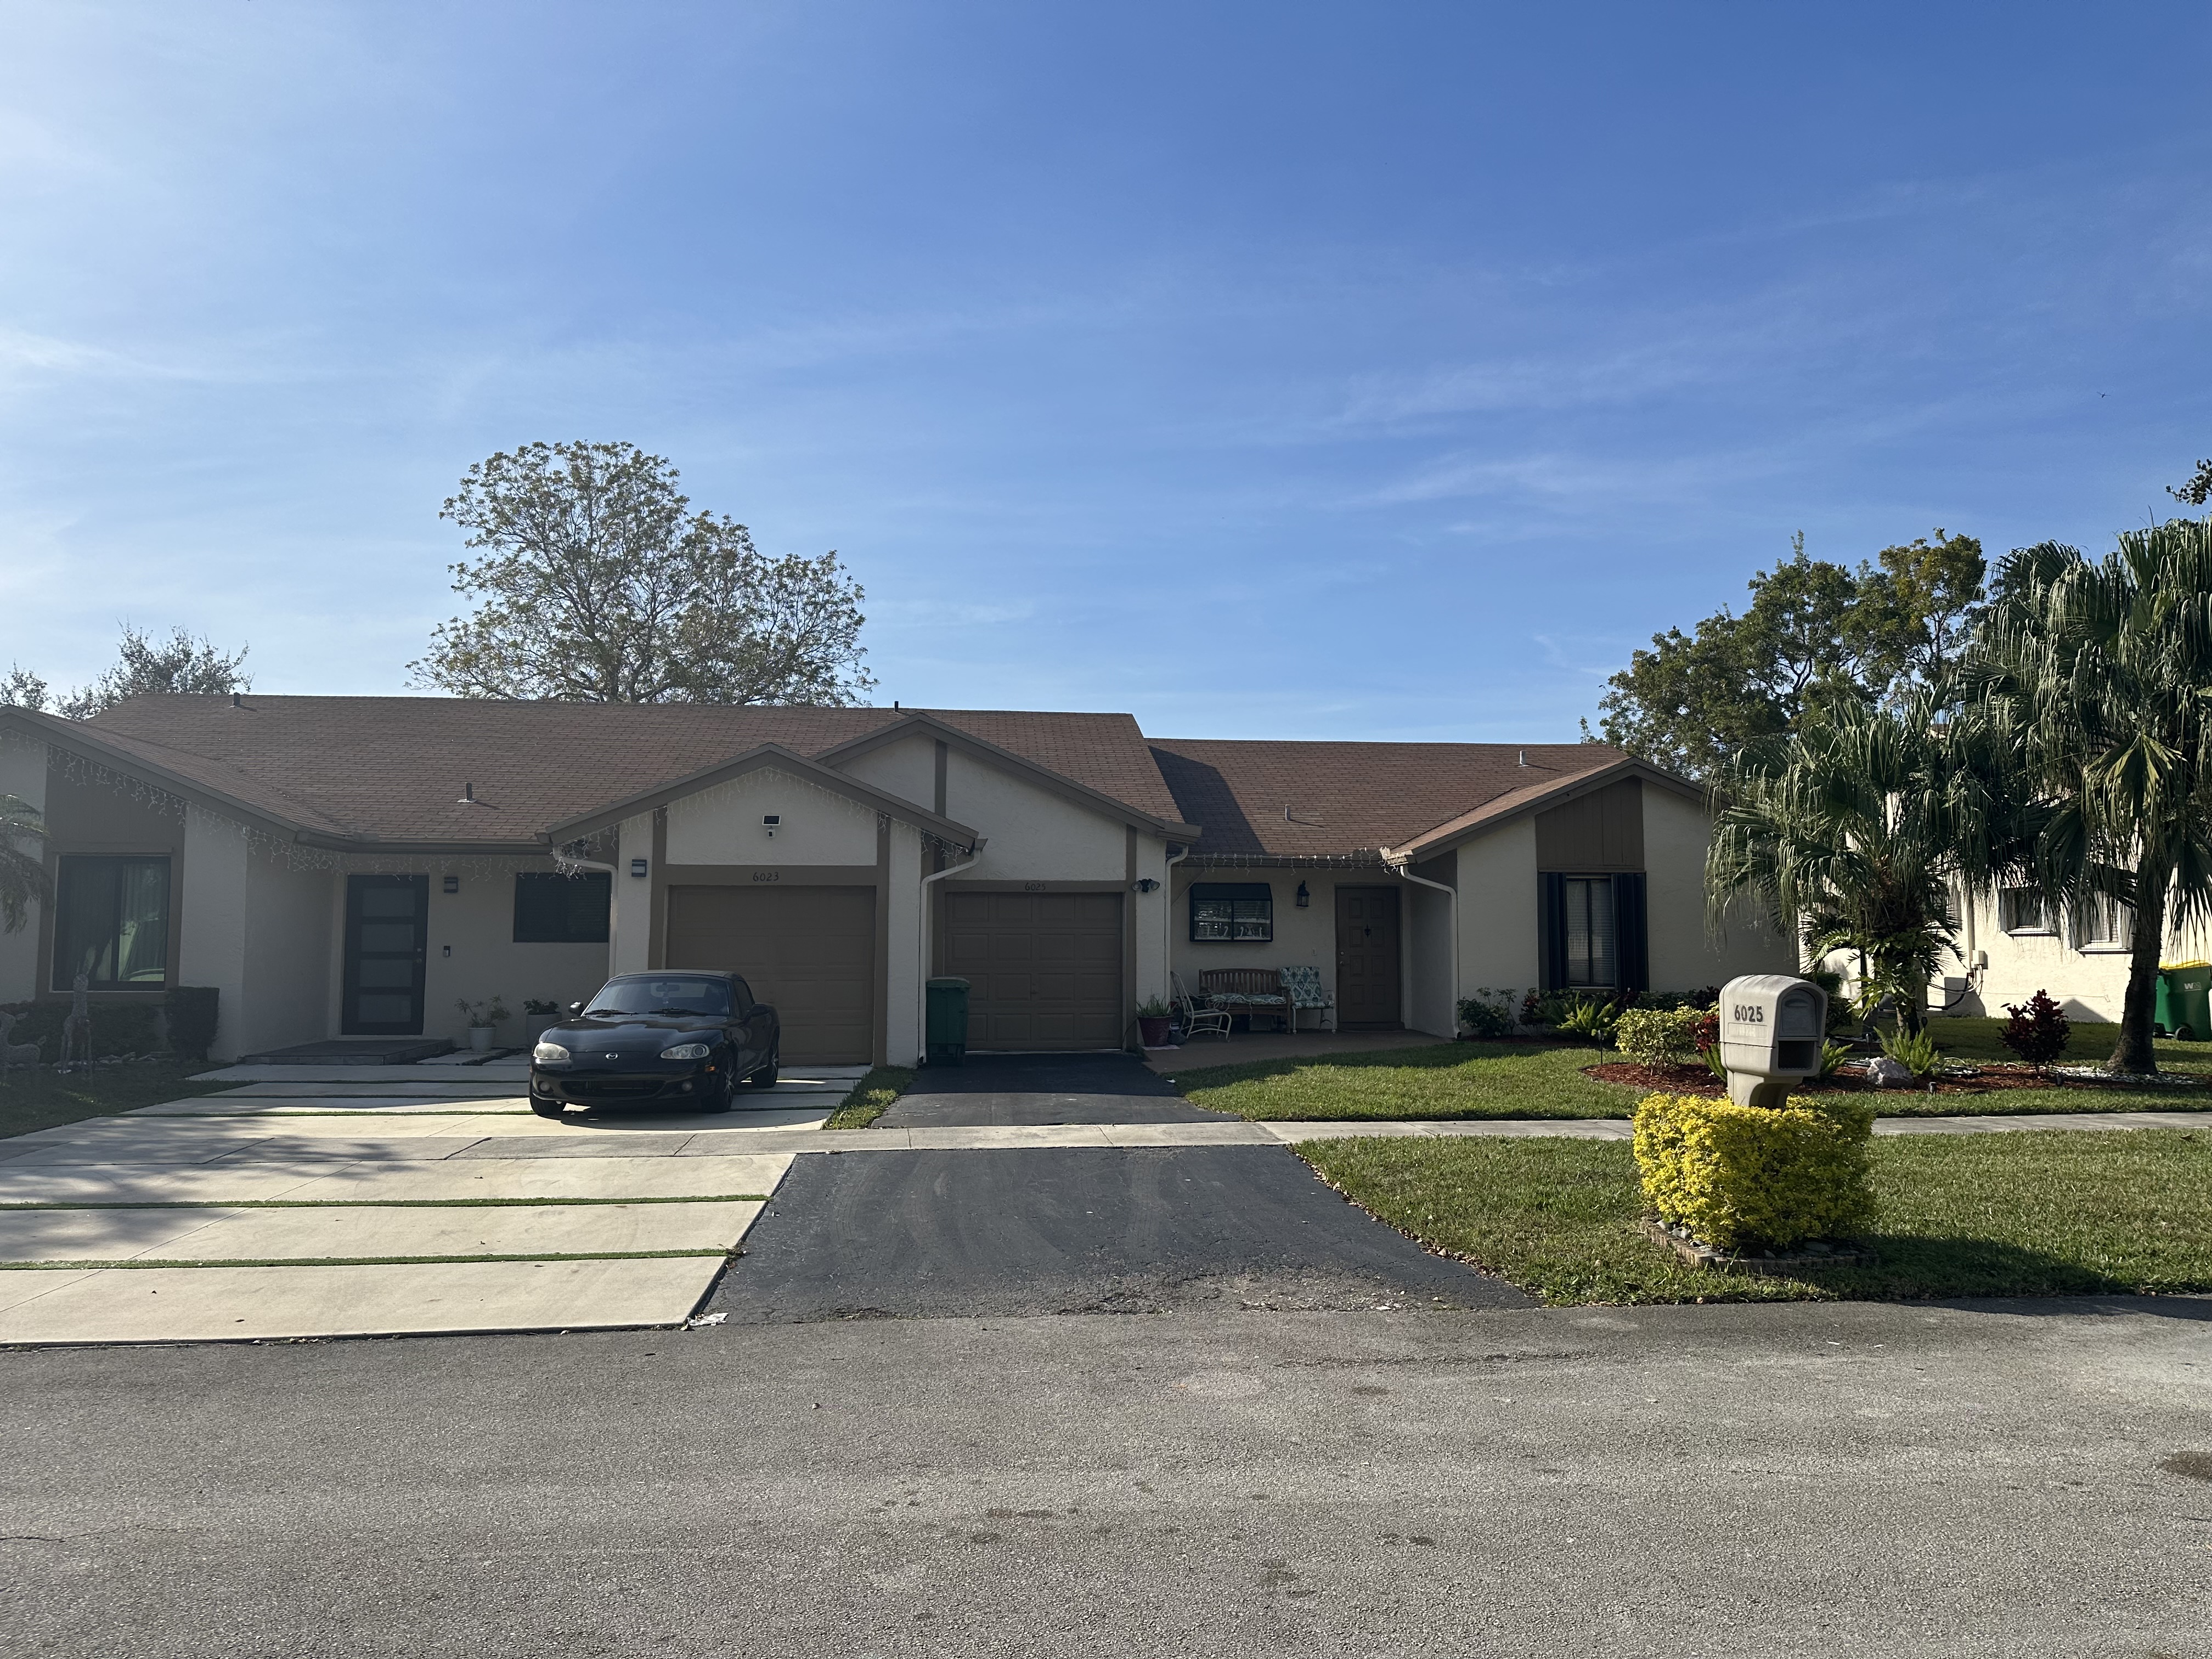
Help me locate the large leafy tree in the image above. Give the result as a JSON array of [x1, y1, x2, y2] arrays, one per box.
[[1594, 531, 1985, 780], [409, 441, 876, 705], [1974, 518, 2212, 1074], [4, 627, 249, 719], [1705, 686, 2028, 1036]]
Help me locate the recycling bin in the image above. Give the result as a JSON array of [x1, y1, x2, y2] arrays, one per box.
[[926, 977, 970, 1066], [2155, 961, 2211, 1041]]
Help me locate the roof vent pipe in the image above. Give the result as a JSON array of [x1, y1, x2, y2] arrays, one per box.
[[1518, 749, 1527, 767], [459, 782, 476, 804], [230, 692, 241, 707]]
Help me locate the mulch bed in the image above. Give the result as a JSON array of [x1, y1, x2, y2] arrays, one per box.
[[1584, 1060, 2078, 1097]]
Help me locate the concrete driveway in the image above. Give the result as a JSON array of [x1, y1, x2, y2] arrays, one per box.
[[0, 1060, 864, 1344]]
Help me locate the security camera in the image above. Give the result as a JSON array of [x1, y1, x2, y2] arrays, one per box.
[[763, 814, 780, 839]]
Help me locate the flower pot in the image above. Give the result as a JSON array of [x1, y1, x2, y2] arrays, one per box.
[[469, 1025, 494, 1052], [1138, 1015, 1173, 1048]]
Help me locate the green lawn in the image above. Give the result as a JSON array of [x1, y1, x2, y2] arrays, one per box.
[[0, 1062, 233, 1141], [1299, 1128, 2212, 1304], [1175, 1037, 2212, 1122], [1929, 1014, 2212, 1073], [825, 1065, 915, 1129]]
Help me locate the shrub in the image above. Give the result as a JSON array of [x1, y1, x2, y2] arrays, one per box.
[[1555, 994, 1620, 1044], [2000, 990, 2071, 1066], [1633, 1091, 1877, 1250], [1877, 1024, 1940, 1079], [1456, 988, 1516, 1039], [0, 1000, 163, 1060], [1615, 1006, 1705, 1068], [163, 986, 220, 1062], [1819, 1039, 1854, 1079]]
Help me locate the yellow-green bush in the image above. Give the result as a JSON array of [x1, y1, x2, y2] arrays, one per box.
[[1632, 1092, 1876, 1250], [1614, 1006, 1705, 1068]]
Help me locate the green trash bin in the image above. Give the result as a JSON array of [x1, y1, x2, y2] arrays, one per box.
[[2155, 961, 2212, 1041], [926, 977, 970, 1066]]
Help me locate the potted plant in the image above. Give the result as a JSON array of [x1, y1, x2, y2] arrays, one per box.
[[522, 998, 562, 1046], [455, 996, 511, 1052], [1136, 995, 1175, 1048]]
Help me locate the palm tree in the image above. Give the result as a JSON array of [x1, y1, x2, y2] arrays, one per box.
[[1974, 517, 2212, 1075], [0, 793, 47, 934], [1706, 686, 2029, 1037]]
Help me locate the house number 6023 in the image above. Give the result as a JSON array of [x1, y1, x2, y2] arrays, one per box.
[[1023, 882, 1047, 891], [752, 871, 781, 882]]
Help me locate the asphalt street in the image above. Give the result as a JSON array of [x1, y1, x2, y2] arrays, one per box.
[[5, 1298, 2209, 1657]]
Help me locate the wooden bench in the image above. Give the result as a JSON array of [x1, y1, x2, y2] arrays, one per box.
[[1199, 968, 1293, 1033]]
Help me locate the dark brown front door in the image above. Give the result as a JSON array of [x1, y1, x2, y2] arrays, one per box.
[[1335, 886, 1402, 1029]]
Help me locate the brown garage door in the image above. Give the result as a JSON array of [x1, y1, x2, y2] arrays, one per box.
[[943, 891, 1123, 1051], [664, 885, 876, 1064]]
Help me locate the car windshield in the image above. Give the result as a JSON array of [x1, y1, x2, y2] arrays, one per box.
[[583, 977, 731, 1018]]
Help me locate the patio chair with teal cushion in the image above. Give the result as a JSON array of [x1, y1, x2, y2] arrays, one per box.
[[1279, 964, 1335, 1033], [1171, 972, 1233, 1041]]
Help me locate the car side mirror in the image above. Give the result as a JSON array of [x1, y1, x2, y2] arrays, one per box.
[[566, 1002, 585, 1018]]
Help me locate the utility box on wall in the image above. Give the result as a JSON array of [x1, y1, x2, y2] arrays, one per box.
[[1717, 974, 1827, 1108]]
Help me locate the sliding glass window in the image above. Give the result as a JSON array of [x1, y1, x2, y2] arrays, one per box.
[[53, 856, 171, 990]]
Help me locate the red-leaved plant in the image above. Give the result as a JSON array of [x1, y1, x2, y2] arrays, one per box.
[[1999, 990, 2072, 1068]]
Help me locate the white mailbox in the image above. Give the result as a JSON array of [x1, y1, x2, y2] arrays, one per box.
[[1717, 974, 1828, 1108]]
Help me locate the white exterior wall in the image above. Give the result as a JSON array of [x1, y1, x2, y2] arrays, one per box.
[[1643, 787, 1792, 991], [1131, 835, 1170, 1008], [1937, 890, 2190, 1024], [0, 732, 46, 1005], [665, 768, 881, 867], [941, 751, 1125, 879], [414, 859, 614, 1049], [885, 821, 923, 1063], [612, 815, 652, 976], [840, 733, 936, 810], [236, 843, 334, 1061], [1458, 817, 1540, 997], [178, 808, 250, 1058], [1169, 870, 1385, 1019], [1403, 861, 1456, 1036]]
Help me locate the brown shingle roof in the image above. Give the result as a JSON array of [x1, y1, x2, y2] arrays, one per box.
[[1147, 740, 1637, 860], [73, 697, 1179, 848]]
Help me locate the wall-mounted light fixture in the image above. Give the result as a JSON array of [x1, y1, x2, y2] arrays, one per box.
[[442, 875, 460, 895], [762, 814, 781, 839], [1135, 877, 1160, 893], [1295, 881, 1311, 908], [630, 857, 649, 878]]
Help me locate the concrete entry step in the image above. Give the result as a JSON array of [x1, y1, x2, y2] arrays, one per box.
[[234, 1039, 455, 1066]]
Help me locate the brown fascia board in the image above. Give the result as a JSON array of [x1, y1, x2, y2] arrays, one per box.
[[815, 712, 1204, 842], [1380, 757, 1706, 864], [543, 741, 981, 848]]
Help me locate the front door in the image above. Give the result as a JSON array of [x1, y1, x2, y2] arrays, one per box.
[[1335, 885, 1402, 1029], [343, 874, 428, 1035]]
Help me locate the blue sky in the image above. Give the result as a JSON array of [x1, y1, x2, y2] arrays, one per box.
[[4, 3, 2210, 740]]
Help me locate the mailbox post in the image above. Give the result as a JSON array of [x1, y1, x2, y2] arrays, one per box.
[[1717, 974, 1828, 1108]]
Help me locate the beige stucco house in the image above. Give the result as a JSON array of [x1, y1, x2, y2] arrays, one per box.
[[0, 697, 1790, 1064]]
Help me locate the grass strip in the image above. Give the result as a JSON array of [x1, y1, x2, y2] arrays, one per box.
[[1176, 1039, 2212, 1123], [0, 1194, 767, 1210], [0, 1249, 732, 1271], [130, 1109, 535, 1118], [826, 1064, 916, 1130], [1297, 1127, 2212, 1305]]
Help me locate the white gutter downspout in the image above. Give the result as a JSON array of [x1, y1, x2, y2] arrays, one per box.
[[918, 841, 984, 1065], [1388, 853, 1460, 1038]]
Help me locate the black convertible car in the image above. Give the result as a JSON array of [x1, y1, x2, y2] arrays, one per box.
[[529, 971, 780, 1118]]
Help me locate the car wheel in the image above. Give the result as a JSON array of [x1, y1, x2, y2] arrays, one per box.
[[701, 1066, 736, 1113], [748, 1050, 780, 1089]]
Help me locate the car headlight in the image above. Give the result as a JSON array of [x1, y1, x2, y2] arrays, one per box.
[[659, 1042, 713, 1061], [532, 1042, 571, 1063]]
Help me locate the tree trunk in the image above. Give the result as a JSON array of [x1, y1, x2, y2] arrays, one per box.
[[2109, 853, 2171, 1075]]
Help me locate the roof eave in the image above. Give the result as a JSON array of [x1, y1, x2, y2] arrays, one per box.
[[1380, 757, 1703, 864], [543, 741, 982, 848]]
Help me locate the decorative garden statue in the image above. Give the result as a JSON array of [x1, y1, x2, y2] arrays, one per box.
[[0, 1008, 41, 1082], [57, 972, 92, 1072]]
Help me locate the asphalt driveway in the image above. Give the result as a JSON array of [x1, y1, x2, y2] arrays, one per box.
[[881, 1052, 1227, 1126], [714, 1052, 1523, 1319]]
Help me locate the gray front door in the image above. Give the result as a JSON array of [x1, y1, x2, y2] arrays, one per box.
[[343, 874, 428, 1035]]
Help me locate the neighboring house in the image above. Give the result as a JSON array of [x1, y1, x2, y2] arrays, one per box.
[[1931, 885, 2199, 1025], [0, 698, 1791, 1063]]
